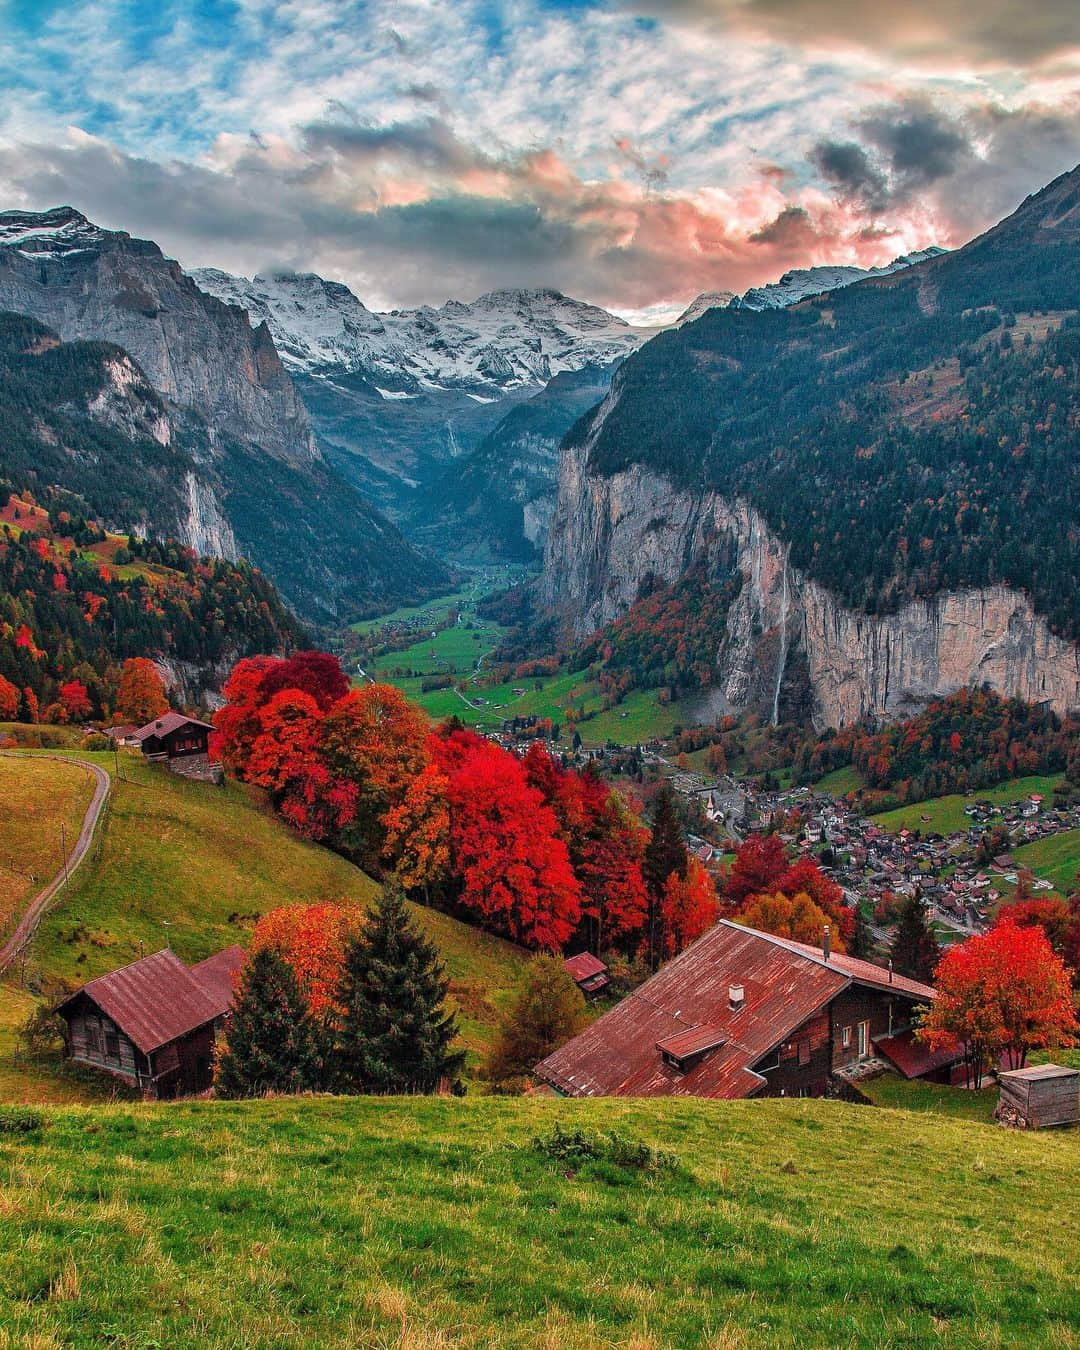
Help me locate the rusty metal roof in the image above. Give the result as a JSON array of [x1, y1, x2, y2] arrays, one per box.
[[656, 1025, 727, 1060], [536, 920, 936, 1101], [564, 952, 607, 982], [876, 1029, 961, 1079], [132, 710, 215, 741], [189, 945, 245, 1008], [55, 947, 237, 1054]]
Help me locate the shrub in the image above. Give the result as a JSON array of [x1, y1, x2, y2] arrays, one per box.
[[81, 732, 111, 751], [531, 1122, 678, 1174], [0, 1106, 45, 1135]]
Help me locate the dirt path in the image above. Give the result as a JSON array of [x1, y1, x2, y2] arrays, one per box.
[[0, 754, 110, 974]]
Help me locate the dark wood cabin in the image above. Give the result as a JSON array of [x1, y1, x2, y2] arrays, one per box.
[[54, 946, 244, 1099], [536, 920, 949, 1100], [132, 710, 214, 760]]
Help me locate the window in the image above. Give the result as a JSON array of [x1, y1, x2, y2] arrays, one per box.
[[841, 1025, 852, 1049], [105, 1027, 120, 1060], [797, 1039, 811, 1067], [857, 1021, 870, 1058]]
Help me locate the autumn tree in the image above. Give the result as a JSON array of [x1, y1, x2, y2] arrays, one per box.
[[245, 689, 323, 799], [0, 674, 20, 721], [258, 650, 349, 711], [661, 856, 720, 957], [642, 784, 688, 968], [211, 655, 278, 774], [249, 902, 364, 1021], [737, 890, 846, 951], [115, 657, 169, 724], [724, 833, 789, 912], [485, 956, 587, 1092], [889, 893, 941, 983], [52, 679, 93, 723], [215, 947, 325, 1098], [381, 761, 451, 900], [335, 884, 464, 1094], [1006, 896, 1080, 985], [433, 732, 582, 950], [920, 921, 1078, 1088]]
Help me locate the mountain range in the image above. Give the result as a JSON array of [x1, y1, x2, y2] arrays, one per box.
[[538, 165, 1080, 728]]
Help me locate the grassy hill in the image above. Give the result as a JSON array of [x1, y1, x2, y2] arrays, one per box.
[[0, 1094, 1076, 1347], [870, 775, 1066, 837], [0, 750, 527, 1099]]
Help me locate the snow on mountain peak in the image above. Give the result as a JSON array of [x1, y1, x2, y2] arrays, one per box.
[[0, 206, 111, 257], [190, 271, 648, 391]]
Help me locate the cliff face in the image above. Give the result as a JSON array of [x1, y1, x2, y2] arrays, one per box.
[[0, 208, 316, 464], [539, 445, 1080, 727]]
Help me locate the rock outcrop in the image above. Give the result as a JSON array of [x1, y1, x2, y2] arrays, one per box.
[[539, 445, 1080, 727]]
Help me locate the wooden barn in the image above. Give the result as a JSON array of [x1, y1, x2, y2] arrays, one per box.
[[564, 952, 610, 998], [54, 946, 244, 1099], [132, 710, 214, 760], [536, 920, 948, 1100]]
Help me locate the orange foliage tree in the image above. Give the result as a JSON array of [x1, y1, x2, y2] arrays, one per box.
[[381, 761, 452, 899], [737, 890, 846, 952], [249, 902, 365, 1021], [115, 657, 169, 724], [246, 689, 323, 797], [919, 920, 1078, 1087], [0, 674, 19, 721]]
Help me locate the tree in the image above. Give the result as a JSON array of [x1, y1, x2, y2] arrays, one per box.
[[919, 921, 1078, 1088], [381, 761, 451, 900], [661, 857, 719, 957], [1007, 896, 1080, 985], [485, 956, 587, 1092], [211, 656, 278, 774], [643, 784, 688, 968], [215, 947, 325, 1098], [724, 833, 789, 911], [737, 890, 845, 951], [889, 893, 940, 983], [335, 884, 464, 1094], [245, 689, 323, 798], [0, 674, 19, 721], [433, 732, 582, 950], [115, 657, 169, 724], [258, 650, 349, 711], [249, 902, 364, 1021], [848, 901, 873, 959], [56, 679, 92, 723]]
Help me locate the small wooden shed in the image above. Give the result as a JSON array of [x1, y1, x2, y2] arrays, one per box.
[[996, 1064, 1079, 1129]]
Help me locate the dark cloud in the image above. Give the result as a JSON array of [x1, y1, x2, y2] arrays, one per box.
[[811, 141, 888, 210], [302, 116, 495, 178], [624, 0, 1080, 68], [749, 204, 820, 248], [860, 104, 970, 186]]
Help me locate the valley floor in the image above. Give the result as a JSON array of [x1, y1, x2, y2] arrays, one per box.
[[0, 1095, 1076, 1348]]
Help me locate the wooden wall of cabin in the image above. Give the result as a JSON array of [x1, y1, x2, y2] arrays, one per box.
[[829, 988, 921, 1072], [63, 1001, 142, 1082], [754, 1009, 832, 1098]]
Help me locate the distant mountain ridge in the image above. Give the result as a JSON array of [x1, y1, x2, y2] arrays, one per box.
[[0, 207, 450, 623]]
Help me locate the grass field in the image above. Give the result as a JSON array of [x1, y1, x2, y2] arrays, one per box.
[[2, 752, 526, 1099], [0, 756, 95, 941], [870, 775, 1065, 836], [1010, 827, 1080, 897], [0, 1095, 1076, 1348], [814, 765, 866, 796], [857, 1073, 998, 1122]]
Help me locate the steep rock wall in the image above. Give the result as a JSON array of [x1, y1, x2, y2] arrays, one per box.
[[539, 445, 1080, 727]]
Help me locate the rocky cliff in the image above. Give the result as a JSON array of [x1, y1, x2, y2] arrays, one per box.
[[539, 444, 1080, 727], [0, 207, 316, 464]]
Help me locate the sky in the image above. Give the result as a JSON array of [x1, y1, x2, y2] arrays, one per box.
[[0, 0, 1077, 319]]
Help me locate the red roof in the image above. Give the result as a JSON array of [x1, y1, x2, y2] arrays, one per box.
[[564, 952, 608, 983], [132, 710, 214, 742], [536, 921, 935, 1100], [657, 1025, 727, 1061], [876, 1029, 961, 1079], [189, 945, 245, 1007], [56, 947, 240, 1054]]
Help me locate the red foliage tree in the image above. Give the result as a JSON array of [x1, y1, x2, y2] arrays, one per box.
[[724, 833, 789, 911], [250, 902, 364, 1021], [211, 656, 278, 774], [57, 679, 92, 722], [381, 761, 452, 899], [661, 857, 719, 958], [0, 674, 19, 721], [246, 689, 324, 798], [258, 651, 349, 711], [920, 920, 1078, 1087], [433, 732, 582, 950], [1006, 896, 1080, 986]]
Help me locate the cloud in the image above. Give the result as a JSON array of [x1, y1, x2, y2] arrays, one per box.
[[626, 0, 1080, 68]]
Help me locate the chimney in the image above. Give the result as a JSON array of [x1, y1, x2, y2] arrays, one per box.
[[728, 983, 745, 1012], [823, 925, 831, 961], [888, 959, 894, 984]]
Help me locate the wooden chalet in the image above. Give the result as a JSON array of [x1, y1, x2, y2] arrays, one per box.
[[536, 920, 948, 1100], [55, 946, 244, 1099], [564, 952, 610, 998], [132, 710, 214, 760]]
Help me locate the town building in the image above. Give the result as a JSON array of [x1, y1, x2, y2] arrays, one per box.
[[132, 710, 220, 781], [54, 945, 244, 1098], [536, 921, 950, 1100]]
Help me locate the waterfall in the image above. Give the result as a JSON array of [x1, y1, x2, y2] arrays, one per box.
[[772, 553, 789, 726]]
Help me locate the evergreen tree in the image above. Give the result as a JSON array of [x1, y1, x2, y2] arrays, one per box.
[[215, 947, 324, 1099], [889, 892, 941, 983], [848, 901, 873, 959], [335, 885, 465, 1094], [643, 783, 689, 969], [485, 956, 587, 1092]]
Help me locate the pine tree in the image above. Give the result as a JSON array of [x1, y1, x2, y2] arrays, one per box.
[[215, 947, 325, 1098], [485, 956, 587, 1092], [335, 885, 465, 1094], [642, 783, 688, 969], [889, 892, 941, 982], [848, 900, 873, 959]]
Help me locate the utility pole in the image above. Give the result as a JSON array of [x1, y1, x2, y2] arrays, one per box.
[[60, 821, 69, 886]]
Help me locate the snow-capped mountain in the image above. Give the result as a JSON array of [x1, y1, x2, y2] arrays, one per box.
[[190, 270, 654, 394], [0, 205, 111, 257], [673, 291, 737, 325]]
